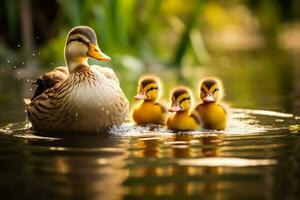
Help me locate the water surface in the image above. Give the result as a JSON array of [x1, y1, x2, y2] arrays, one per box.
[[0, 109, 299, 200]]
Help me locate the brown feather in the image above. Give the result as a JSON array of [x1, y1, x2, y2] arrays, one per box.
[[32, 66, 69, 99]]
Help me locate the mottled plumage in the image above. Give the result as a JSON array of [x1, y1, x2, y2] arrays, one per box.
[[25, 26, 129, 133], [32, 66, 69, 98]]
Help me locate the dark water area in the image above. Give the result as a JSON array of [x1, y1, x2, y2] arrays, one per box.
[[0, 49, 300, 200]]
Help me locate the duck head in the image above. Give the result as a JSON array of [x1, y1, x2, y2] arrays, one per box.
[[135, 76, 160, 102], [200, 78, 222, 103], [64, 26, 111, 72], [169, 87, 192, 112]]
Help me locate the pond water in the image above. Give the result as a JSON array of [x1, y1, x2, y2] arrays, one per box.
[[1, 49, 300, 199], [0, 108, 300, 200]]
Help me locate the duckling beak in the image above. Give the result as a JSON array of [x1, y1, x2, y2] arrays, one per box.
[[134, 93, 147, 100], [87, 43, 111, 61], [203, 93, 215, 103], [168, 104, 181, 112]]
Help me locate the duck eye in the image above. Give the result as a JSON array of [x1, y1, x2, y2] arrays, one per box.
[[146, 87, 158, 93], [77, 38, 85, 43], [213, 88, 219, 93], [179, 97, 190, 104]]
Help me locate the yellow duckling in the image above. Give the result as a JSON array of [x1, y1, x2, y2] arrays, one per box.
[[132, 76, 167, 125], [167, 87, 201, 130], [194, 78, 227, 130]]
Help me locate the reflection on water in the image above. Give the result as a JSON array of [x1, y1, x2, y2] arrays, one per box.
[[0, 109, 300, 199]]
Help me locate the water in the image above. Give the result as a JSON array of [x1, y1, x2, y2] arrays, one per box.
[[0, 48, 300, 199], [0, 109, 299, 200]]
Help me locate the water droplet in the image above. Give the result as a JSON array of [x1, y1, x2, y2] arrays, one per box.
[[22, 62, 25, 65], [75, 113, 78, 117], [98, 102, 102, 106], [17, 71, 21, 74], [32, 53, 35, 56], [102, 108, 105, 111], [17, 44, 21, 48], [106, 110, 109, 115], [7, 60, 10, 63], [14, 66, 17, 69], [30, 88, 33, 91]]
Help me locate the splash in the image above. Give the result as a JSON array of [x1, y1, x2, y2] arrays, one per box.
[[0, 108, 298, 138]]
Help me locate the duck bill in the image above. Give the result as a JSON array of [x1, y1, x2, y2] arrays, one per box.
[[203, 93, 215, 103], [87, 43, 111, 61], [134, 93, 147, 100], [168, 104, 181, 112]]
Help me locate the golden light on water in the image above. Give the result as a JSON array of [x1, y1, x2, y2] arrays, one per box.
[[232, 108, 294, 118], [178, 157, 277, 167]]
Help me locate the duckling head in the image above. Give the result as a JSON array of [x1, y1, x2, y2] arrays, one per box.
[[169, 87, 192, 112], [64, 26, 111, 72], [134, 76, 161, 102], [200, 78, 222, 103]]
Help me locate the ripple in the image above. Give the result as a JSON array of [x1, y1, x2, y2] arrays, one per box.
[[0, 108, 298, 138]]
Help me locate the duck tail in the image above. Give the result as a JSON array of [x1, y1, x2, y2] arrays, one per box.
[[23, 98, 31, 106]]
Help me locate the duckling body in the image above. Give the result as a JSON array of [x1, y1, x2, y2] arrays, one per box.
[[132, 76, 167, 125], [167, 87, 200, 131], [195, 102, 226, 130], [133, 101, 166, 125], [167, 111, 200, 130], [25, 26, 129, 133], [194, 78, 227, 130]]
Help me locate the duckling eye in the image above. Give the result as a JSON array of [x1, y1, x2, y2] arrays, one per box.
[[146, 87, 158, 93], [213, 88, 219, 93], [179, 97, 190, 104]]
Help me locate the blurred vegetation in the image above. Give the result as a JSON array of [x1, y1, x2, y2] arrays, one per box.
[[0, 0, 300, 114], [1, 0, 299, 65]]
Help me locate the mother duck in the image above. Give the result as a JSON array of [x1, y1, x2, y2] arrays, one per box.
[[25, 26, 129, 133]]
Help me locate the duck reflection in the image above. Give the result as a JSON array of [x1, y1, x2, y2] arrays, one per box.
[[24, 134, 129, 200], [171, 133, 223, 196], [126, 133, 225, 198]]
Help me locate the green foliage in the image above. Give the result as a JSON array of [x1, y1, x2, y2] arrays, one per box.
[[36, 0, 209, 69]]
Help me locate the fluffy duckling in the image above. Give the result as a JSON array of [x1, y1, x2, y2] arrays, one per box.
[[132, 76, 167, 125], [25, 26, 129, 133], [194, 78, 227, 130], [167, 87, 201, 130]]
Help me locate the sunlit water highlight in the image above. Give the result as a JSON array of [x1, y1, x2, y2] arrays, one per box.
[[0, 108, 299, 200]]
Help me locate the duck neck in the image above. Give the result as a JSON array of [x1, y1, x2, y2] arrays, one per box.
[[65, 55, 89, 73], [203, 101, 217, 106], [143, 99, 157, 104], [175, 110, 190, 116]]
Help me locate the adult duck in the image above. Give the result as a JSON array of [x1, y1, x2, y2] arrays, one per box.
[[25, 26, 129, 133]]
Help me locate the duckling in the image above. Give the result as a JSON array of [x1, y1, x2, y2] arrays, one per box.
[[167, 87, 201, 130], [132, 76, 167, 125], [194, 78, 227, 130], [24, 26, 129, 133]]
